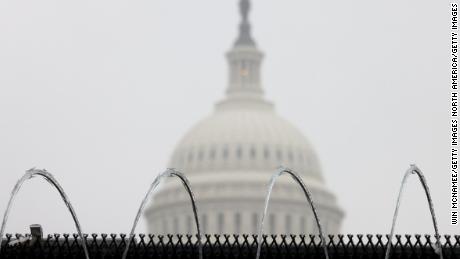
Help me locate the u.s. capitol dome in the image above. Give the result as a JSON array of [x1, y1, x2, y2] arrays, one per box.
[[145, 0, 343, 235]]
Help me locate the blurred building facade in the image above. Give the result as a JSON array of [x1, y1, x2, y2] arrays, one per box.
[[145, 0, 343, 235]]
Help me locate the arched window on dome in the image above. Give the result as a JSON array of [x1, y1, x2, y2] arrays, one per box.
[[240, 61, 248, 86], [222, 146, 229, 160], [250, 147, 256, 159]]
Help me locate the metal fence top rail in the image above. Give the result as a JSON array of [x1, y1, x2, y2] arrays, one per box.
[[0, 234, 459, 259], [2, 233, 460, 246]]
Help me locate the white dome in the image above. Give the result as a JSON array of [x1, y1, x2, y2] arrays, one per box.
[[169, 102, 324, 181], [145, 1, 343, 235]]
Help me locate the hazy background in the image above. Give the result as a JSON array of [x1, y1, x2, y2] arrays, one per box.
[[0, 0, 456, 235]]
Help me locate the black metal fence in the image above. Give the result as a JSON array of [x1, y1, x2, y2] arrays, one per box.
[[1, 234, 459, 259]]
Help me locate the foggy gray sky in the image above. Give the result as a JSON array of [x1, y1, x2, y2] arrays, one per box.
[[0, 0, 456, 235]]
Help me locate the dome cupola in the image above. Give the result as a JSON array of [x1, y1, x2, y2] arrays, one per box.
[[168, 0, 323, 181]]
